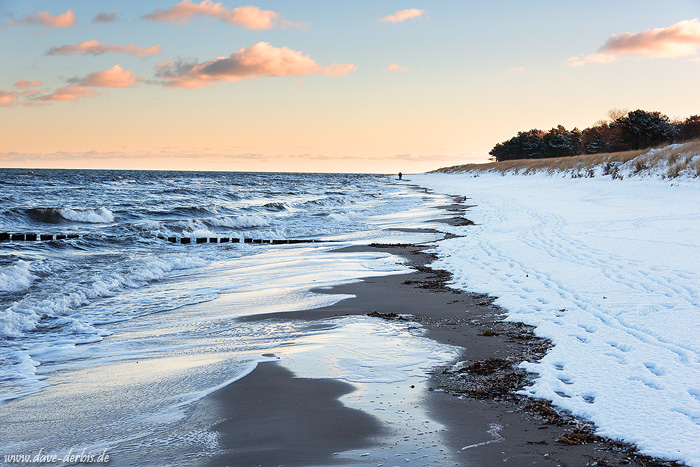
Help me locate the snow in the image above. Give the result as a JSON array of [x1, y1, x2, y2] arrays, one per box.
[[411, 171, 700, 466]]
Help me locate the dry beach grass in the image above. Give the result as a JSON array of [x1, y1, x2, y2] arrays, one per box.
[[433, 140, 700, 179]]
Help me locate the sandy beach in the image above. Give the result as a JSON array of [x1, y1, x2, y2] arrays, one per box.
[[206, 361, 383, 466], [194, 218, 683, 466]]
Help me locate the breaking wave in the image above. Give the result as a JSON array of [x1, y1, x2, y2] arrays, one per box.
[[204, 214, 271, 228], [0, 260, 35, 293], [25, 207, 114, 224], [0, 254, 208, 339], [60, 207, 114, 223]]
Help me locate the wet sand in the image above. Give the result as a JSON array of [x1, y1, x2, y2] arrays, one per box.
[[207, 362, 384, 466], [202, 238, 683, 466]]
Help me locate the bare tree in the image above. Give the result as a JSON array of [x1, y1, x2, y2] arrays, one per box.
[[607, 108, 629, 121]]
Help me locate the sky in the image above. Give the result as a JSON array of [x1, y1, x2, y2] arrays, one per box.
[[1, 0, 699, 173]]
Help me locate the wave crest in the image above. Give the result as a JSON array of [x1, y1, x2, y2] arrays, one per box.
[[26, 207, 114, 224], [205, 214, 271, 228], [0, 261, 35, 293], [59, 207, 114, 223]]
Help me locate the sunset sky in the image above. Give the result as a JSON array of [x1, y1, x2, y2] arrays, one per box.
[[1, 0, 699, 173]]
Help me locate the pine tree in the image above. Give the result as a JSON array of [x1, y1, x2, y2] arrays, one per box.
[[543, 125, 574, 158], [678, 115, 700, 141], [612, 110, 674, 150]]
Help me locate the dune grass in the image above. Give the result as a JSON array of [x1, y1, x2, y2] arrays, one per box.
[[433, 140, 700, 179]]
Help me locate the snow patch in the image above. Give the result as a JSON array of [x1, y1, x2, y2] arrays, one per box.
[[412, 171, 700, 467]]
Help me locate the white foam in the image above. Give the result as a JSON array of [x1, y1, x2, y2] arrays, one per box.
[[59, 207, 114, 223], [0, 260, 35, 293], [205, 214, 271, 228], [0, 351, 46, 403], [181, 228, 217, 239], [0, 254, 209, 340], [328, 212, 358, 223]]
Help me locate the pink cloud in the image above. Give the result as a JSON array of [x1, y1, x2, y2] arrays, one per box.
[[20, 89, 41, 97], [379, 9, 424, 23], [144, 1, 305, 30], [0, 82, 45, 106], [14, 80, 43, 89], [5, 9, 76, 28], [0, 91, 19, 106], [156, 41, 355, 88], [568, 18, 700, 66], [48, 40, 161, 57], [382, 63, 410, 72], [2, 66, 139, 107], [38, 86, 100, 102], [77, 65, 142, 88]]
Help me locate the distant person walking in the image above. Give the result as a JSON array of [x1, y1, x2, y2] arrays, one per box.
[[398, 172, 402, 180]]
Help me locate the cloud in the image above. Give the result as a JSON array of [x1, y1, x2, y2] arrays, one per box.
[[143, 1, 306, 30], [1, 66, 138, 106], [383, 63, 410, 72], [14, 80, 43, 89], [568, 18, 700, 66], [379, 9, 424, 23], [38, 86, 100, 102], [1, 82, 44, 106], [390, 153, 457, 161], [567, 53, 617, 67], [156, 41, 355, 88], [5, 9, 76, 28], [0, 91, 19, 106], [0, 149, 466, 169], [92, 11, 117, 24], [75, 65, 142, 88], [0, 149, 289, 163], [48, 40, 161, 57]]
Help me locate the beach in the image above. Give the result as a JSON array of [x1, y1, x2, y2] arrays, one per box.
[[411, 172, 700, 467], [1, 171, 462, 465], [192, 234, 684, 467], [1, 170, 697, 466], [3, 2, 698, 465]]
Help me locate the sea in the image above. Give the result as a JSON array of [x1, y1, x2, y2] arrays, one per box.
[[0, 169, 461, 465]]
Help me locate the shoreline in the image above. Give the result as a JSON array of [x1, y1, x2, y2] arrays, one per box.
[[201, 220, 685, 466], [205, 361, 385, 466]]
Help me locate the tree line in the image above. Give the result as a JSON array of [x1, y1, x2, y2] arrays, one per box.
[[489, 110, 700, 162]]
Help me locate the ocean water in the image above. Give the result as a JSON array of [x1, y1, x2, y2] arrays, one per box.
[[0, 168, 461, 465], [0, 169, 427, 400]]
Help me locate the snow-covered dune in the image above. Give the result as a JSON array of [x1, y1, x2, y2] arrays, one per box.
[[438, 141, 700, 181], [411, 170, 700, 466]]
